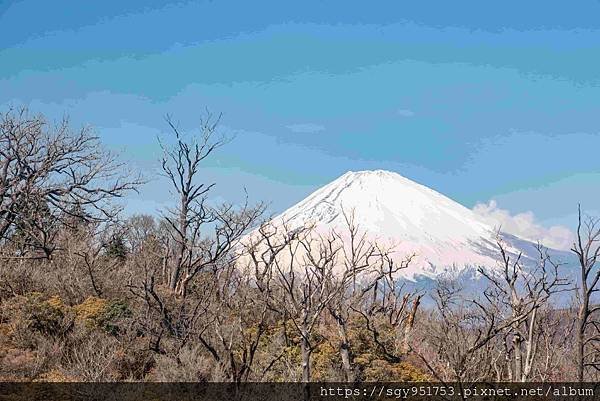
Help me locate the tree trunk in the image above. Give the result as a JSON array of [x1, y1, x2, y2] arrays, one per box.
[[331, 310, 354, 382], [402, 295, 421, 353], [170, 197, 188, 291], [169, 258, 182, 291], [339, 342, 353, 382], [300, 331, 311, 383], [338, 324, 354, 382], [576, 259, 589, 383], [576, 302, 587, 382], [521, 307, 537, 382], [511, 307, 523, 381], [513, 333, 522, 381]]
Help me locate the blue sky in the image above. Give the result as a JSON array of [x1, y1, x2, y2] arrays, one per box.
[[1, 0, 599, 239]]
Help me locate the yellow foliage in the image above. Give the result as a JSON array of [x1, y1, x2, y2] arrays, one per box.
[[73, 297, 108, 322], [2, 293, 69, 338], [363, 360, 430, 381], [311, 341, 339, 381], [46, 296, 66, 312]]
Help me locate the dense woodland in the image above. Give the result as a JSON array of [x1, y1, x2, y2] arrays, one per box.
[[1, 108, 600, 383]]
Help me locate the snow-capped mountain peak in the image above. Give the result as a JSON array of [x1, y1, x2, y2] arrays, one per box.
[[270, 170, 521, 279]]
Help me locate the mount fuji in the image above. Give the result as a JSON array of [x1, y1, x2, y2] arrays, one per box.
[[266, 170, 572, 281]]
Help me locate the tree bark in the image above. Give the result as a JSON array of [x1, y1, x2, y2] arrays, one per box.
[[337, 323, 354, 382], [169, 196, 188, 292], [300, 332, 311, 382], [576, 301, 587, 382], [521, 306, 537, 382], [513, 330, 523, 381], [402, 295, 421, 353]]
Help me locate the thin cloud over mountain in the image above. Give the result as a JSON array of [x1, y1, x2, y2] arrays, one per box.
[[473, 200, 574, 251]]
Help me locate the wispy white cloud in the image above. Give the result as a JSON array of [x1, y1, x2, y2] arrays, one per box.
[[286, 123, 325, 133], [473, 200, 574, 251], [396, 109, 415, 117]]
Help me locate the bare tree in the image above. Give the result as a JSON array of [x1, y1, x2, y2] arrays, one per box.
[[477, 238, 568, 381], [158, 113, 263, 296], [533, 307, 575, 381], [258, 223, 342, 382], [210, 222, 306, 382], [126, 113, 266, 382], [416, 236, 567, 384], [0, 108, 141, 258], [352, 248, 419, 366], [216, 255, 274, 381], [326, 211, 379, 382], [124, 214, 159, 255], [71, 222, 129, 297], [416, 277, 500, 382], [571, 205, 600, 381], [247, 214, 419, 382], [159, 113, 225, 294]]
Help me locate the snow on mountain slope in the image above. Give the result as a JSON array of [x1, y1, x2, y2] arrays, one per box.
[[265, 170, 548, 280]]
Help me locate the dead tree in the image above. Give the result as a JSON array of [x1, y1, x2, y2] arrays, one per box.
[[125, 214, 159, 255], [416, 277, 500, 382], [534, 307, 574, 381], [417, 245, 565, 385], [71, 222, 130, 297], [571, 206, 600, 381], [160, 221, 299, 383], [158, 113, 263, 296], [263, 225, 342, 382], [128, 113, 264, 376], [129, 201, 263, 359], [254, 212, 416, 382], [0, 108, 141, 258], [211, 221, 308, 382], [326, 210, 379, 382], [352, 248, 419, 365], [477, 237, 568, 382], [174, 256, 272, 383], [159, 112, 225, 294]]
